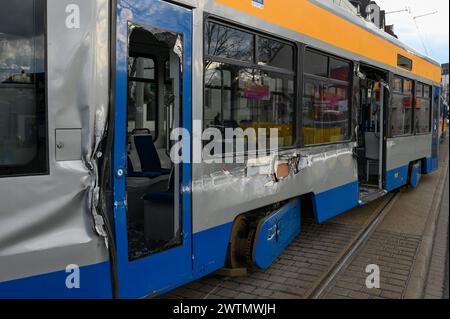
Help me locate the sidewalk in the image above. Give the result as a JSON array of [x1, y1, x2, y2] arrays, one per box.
[[424, 166, 449, 299]]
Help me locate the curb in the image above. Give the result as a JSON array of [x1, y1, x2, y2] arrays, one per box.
[[404, 145, 449, 299]]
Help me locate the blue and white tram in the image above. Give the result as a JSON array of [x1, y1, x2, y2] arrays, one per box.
[[0, 0, 442, 298]]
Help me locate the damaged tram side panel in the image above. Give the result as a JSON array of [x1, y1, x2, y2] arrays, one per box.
[[0, 0, 441, 299]]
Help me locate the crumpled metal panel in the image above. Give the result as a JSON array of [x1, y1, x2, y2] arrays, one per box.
[[192, 143, 358, 233], [0, 0, 109, 282]]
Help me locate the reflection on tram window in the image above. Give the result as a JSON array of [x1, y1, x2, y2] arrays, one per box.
[[392, 77, 403, 92], [330, 58, 350, 82], [127, 55, 158, 135], [204, 21, 296, 151], [303, 79, 349, 145], [204, 22, 254, 62], [303, 49, 351, 145], [415, 82, 432, 134], [416, 83, 423, 97], [0, 0, 47, 177], [389, 76, 413, 137], [257, 37, 294, 70], [403, 79, 413, 94], [423, 85, 430, 99], [304, 50, 328, 78], [204, 62, 295, 148]]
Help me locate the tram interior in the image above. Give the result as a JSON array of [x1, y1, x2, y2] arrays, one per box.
[[126, 26, 182, 261], [356, 66, 386, 201]]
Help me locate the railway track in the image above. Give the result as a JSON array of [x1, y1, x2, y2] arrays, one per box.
[[305, 192, 401, 299]]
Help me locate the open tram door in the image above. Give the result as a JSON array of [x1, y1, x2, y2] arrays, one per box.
[[355, 64, 388, 204], [110, 0, 193, 298]]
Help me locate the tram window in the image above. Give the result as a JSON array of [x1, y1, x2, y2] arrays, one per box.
[[392, 77, 403, 92], [397, 54, 413, 71], [257, 37, 294, 70], [127, 55, 157, 134], [204, 21, 297, 151], [303, 49, 351, 145], [204, 22, 254, 62], [304, 51, 328, 78], [416, 83, 423, 97], [204, 62, 295, 148], [126, 26, 184, 261], [423, 85, 430, 99], [389, 76, 413, 137], [303, 79, 350, 145], [330, 58, 350, 82], [0, 0, 48, 177], [403, 79, 413, 94], [415, 82, 432, 134]]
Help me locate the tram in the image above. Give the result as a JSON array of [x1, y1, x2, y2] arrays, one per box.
[[0, 0, 442, 298]]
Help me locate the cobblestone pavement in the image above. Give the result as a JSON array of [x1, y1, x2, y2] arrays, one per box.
[[424, 168, 449, 299], [322, 231, 422, 299], [163, 142, 449, 299], [165, 219, 362, 299]]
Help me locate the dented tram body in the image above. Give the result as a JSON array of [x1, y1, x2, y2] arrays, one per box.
[[0, 0, 443, 298]]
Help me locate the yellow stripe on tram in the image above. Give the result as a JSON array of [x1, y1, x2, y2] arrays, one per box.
[[215, 0, 441, 83]]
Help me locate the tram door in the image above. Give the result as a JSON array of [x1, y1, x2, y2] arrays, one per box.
[[112, 0, 193, 298], [356, 66, 387, 202]]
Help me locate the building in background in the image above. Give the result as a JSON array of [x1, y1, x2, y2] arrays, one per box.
[[442, 63, 449, 105], [326, 0, 398, 38], [326, 0, 358, 14]]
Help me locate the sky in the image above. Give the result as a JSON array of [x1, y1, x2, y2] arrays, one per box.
[[376, 0, 449, 64]]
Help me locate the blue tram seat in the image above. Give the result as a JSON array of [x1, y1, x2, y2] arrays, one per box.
[[127, 134, 171, 178], [142, 169, 175, 242]]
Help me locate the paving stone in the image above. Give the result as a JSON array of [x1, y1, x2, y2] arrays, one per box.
[[348, 291, 370, 299], [236, 284, 257, 294], [216, 288, 239, 298], [271, 291, 299, 299], [380, 290, 402, 299], [253, 288, 274, 298]]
